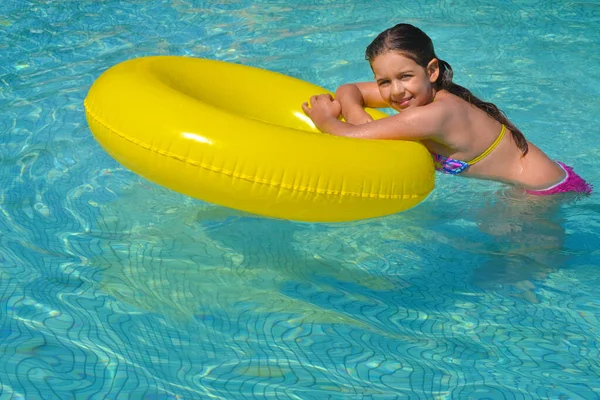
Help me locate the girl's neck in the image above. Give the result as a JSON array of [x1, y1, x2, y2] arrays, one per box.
[[430, 88, 438, 103]]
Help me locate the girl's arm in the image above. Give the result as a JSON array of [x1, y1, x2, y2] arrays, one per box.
[[335, 82, 388, 124], [302, 94, 444, 140]]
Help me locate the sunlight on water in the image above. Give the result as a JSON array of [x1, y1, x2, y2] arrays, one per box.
[[1, 0, 600, 398]]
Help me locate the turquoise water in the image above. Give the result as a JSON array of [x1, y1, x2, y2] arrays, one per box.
[[2, 0, 600, 398]]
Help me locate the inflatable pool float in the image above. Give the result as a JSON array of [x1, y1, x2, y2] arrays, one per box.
[[84, 56, 434, 222]]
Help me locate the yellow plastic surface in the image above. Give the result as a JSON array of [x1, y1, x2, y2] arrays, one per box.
[[84, 56, 434, 222]]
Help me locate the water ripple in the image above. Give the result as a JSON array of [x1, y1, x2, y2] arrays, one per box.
[[1, 0, 600, 398]]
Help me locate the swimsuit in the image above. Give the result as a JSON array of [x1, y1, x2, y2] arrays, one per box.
[[525, 162, 592, 196], [430, 124, 592, 195], [431, 124, 506, 175]]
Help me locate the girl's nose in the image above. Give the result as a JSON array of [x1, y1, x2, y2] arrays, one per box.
[[390, 81, 404, 99]]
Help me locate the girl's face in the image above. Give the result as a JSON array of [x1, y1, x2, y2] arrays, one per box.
[[370, 51, 439, 111]]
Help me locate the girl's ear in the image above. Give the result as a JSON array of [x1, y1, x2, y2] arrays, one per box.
[[427, 58, 440, 83]]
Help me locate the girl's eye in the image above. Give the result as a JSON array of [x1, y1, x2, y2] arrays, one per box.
[[377, 80, 389, 86], [400, 75, 411, 80]]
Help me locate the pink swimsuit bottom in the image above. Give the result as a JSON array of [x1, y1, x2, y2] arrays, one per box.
[[525, 162, 593, 196]]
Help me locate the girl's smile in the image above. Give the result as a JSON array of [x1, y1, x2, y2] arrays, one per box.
[[395, 96, 413, 109]]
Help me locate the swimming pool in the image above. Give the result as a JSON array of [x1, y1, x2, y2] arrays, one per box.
[[1, 0, 599, 398]]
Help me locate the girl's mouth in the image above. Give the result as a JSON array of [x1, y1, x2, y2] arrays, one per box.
[[393, 97, 412, 109], [398, 97, 412, 107]]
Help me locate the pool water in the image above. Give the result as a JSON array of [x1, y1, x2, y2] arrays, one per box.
[[2, 0, 600, 398]]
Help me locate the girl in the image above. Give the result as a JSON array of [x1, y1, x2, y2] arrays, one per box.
[[301, 23, 592, 196]]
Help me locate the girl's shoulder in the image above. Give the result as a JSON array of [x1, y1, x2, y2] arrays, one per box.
[[432, 90, 465, 106], [430, 91, 477, 119], [423, 91, 463, 118]]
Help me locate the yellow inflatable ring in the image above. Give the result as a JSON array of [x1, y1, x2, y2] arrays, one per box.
[[84, 56, 434, 222]]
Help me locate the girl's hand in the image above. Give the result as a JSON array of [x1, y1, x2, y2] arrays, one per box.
[[302, 94, 342, 131]]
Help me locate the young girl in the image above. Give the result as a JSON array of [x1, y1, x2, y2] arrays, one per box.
[[301, 23, 592, 196]]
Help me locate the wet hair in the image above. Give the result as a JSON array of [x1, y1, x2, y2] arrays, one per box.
[[365, 23, 528, 155]]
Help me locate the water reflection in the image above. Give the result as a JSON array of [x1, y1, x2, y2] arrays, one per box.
[[469, 188, 575, 303]]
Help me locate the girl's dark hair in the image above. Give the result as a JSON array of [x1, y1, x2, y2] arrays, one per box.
[[365, 23, 528, 155]]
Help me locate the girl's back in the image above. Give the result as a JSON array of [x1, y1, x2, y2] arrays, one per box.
[[426, 91, 566, 189]]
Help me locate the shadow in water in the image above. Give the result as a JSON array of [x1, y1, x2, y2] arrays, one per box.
[[82, 180, 415, 341]]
